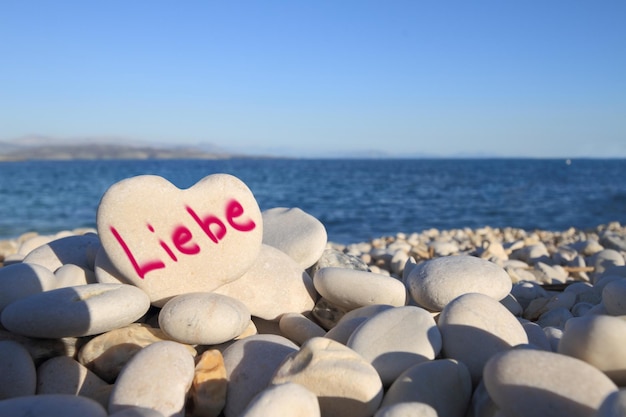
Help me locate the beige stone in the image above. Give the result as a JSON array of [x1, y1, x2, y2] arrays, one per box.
[[187, 349, 227, 417], [214, 244, 317, 321], [78, 323, 196, 383], [97, 173, 263, 306], [109, 341, 195, 417], [262, 207, 327, 269], [484, 348, 618, 417], [272, 337, 383, 417]]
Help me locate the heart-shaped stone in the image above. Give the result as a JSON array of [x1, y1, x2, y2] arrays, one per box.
[[97, 173, 263, 306]]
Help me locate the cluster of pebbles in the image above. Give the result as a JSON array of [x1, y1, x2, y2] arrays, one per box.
[[0, 173, 626, 417]]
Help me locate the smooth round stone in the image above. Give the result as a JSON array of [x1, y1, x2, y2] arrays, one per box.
[[214, 244, 317, 321], [407, 255, 511, 311], [543, 326, 564, 352], [0, 340, 36, 400], [558, 315, 626, 386], [602, 278, 626, 315], [520, 320, 552, 351], [325, 316, 368, 345], [0, 262, 55, 312], [1, 283, 151, 338], [159, 292, 250, 345], [467, 379, 499, 417], [17, 233, 54, 256], [222, 334, 299, 417], [590, 249, 626, 283], [0, 394, 108, 417], [340, 304, 395, 322], [262, 207, 327, 269], [347, 306, 442, 386], [271, 337, 383, 417], [483, 349, 618, 417], [438, 292, 529, 384], [374, 402, 438, 417], [279, 312, 326, 345], [78, 323, 197, 383], [313, 267, 406, 311], [597, 390, 626, 417], [97, 174, 263, 306], [324, 304, 394, 344], [381, 359, 472, 417], [94, 246, 130, 284], [37, 356, 111, 406], [54, 263, 96, 287], [241, 382, 321, 417], [22, 233, 101, 271], [109, 341, 195, 417]]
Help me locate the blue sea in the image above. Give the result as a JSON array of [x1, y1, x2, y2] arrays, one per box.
[[1, 158, 625, 244]]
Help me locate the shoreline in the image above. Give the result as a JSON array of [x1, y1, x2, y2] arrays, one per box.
[[2, 222, 625, 283]]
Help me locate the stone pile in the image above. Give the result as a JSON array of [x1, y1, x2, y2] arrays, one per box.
[[0, 173, 625, 417]]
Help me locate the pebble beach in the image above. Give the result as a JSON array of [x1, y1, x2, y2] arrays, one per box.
[[1, 172, 626, 417]]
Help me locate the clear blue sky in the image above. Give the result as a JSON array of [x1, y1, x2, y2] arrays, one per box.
[[1, 1, 625, 157]]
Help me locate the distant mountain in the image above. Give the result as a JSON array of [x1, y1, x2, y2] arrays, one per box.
[[0, 136, 245, 161]]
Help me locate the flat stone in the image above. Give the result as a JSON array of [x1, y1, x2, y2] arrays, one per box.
[[347, 306, 442, 386], [558, 315, 626, 386], [187, 349, 227, 417], [313, 267, 406, 311], [78, 323, 196, 383], [602, 278, 626, 315], [222, 334, 298, 417], [438, 292, 528, 384], [406, 255, 511, 311], [0, 262, 56, 312], [271, 337, 383, 417], [97, 173, 263, 306], [22, 233, 101, 271], [380, 359, 472, 417], [483, 348, 618, 417], [159, 292, 250, 345], [36, 356, 111, 407], [1, 283, 151, 338], [262, 207, 327, 269], [241, 382, 321, 417], [0, 394, 108, 417], [214, 244, 317, 321], [109, 341, 195, 417], [0, 340, 36, 400]]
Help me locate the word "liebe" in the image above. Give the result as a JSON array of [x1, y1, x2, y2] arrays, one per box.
[[109, 198, 255, 279]]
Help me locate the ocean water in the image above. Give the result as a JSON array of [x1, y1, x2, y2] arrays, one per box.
[[0, 158, 625, 244]]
